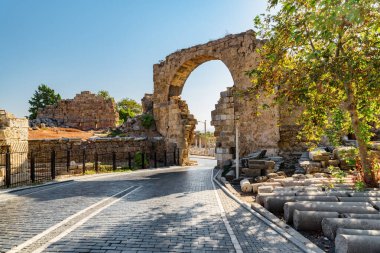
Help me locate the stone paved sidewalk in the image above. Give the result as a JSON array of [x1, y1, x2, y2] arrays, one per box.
[[0, 158, 305, 253], [216, 186, 301, 253]]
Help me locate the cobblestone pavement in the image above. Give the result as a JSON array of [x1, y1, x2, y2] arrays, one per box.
[[0, 158, 303, 253]]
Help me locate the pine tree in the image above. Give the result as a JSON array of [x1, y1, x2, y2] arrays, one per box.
[[28, 84, 61, 119]]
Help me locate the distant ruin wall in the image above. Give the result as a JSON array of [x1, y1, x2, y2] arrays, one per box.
[[36, 91, 119, 130], [0, 110, 29, 185]]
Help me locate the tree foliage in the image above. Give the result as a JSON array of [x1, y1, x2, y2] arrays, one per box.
[[249, 0, 380, 186], [140, 113, 154, 129], [97, 90, 114, 102], [28, 84, 61, 119], [117, 98, 142, 122]]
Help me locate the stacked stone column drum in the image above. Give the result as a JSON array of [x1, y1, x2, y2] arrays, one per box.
[[0, 110, 29, 186], [36, 91, 119, 130], [249, 172, 380, 253]]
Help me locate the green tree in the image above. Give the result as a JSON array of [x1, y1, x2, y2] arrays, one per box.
[[97, 90, 114, 101], [117, 98, 142, 122], [249, 0, 380, 186], [28, 84, 61, 119]]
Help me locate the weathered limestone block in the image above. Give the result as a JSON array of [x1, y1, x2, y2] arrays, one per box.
[[255, 192, 297, 205], [284, 202, 375, 224], [328, 159, 340, 166], [252, 182, 281, 193], [338, 197, 380, 202], [257, 185, 274, 193], [369, 200, 380, 210], [309, 149, 331, 161], [348, 192, 380, 197], [341, 213, 380, 219], [322, 218, 380, 240], [336, 228, 380, 236], [335, 234, 380, 253], [267, 172, 280, 179], [293, 210, 339, 231], [299, 161, 322, 174], [264, 196, 337, 214], [0, 110, 29, 184], [240, 178, 252, 193], [242, 167, 261, 178]]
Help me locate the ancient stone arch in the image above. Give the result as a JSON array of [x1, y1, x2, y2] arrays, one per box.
[[152, 30, 281, 165]]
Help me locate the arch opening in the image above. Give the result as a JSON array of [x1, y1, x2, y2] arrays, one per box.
[[171, 59, 235, 163]]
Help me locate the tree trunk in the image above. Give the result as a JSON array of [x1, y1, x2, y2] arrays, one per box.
[[345, 83, 377, 187]]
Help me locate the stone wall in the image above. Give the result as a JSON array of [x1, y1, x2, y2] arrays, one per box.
[[28, 136, 170, 171], [0, 110, 29, 185], [29, 137, 166, 159], [37, 91, 119, 130], [165, 96, 196, 165], [211, 88, 235, 166]]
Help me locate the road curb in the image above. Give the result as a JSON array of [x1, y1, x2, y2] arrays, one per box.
[[213, 170, 324, 253], [0, 180, 75, 195], [0, 165, 186, 195]]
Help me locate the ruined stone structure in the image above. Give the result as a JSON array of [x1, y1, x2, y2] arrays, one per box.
[[37, 91, 119, 130], [153, 30, 288, 166], [0, 110, 29, 185], [211, 87, 235, 164]]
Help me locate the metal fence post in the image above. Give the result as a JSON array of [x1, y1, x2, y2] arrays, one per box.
[[51, 150, 56, 180], [66, 149, 71, 173], [173, 149, 176, 166], [154, 152, 157, 168], [5, 147, 11, 188], [31, 152, 36, 183], [141, 152, 145, 169], [164, 150, 167, 167], [82, 149, 86, 175], [128, 152, 132, 169], [95, 152, 99, 173], [177, 148, 180, 166], [112, 152, 116, 171]]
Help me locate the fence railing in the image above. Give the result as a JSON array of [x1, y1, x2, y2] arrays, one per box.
[[0, 146, 181, 189]]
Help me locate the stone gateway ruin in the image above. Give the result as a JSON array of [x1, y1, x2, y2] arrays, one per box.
[[152, 30, 302, 166]]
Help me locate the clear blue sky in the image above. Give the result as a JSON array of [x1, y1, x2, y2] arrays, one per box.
[[0, 0, 267, 131]]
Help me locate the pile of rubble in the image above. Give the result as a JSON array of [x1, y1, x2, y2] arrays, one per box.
[[29, 117, 60, 129], [225, 150, 284, 180], [298, 146, 357, 174], [116, 114, 161, 139]]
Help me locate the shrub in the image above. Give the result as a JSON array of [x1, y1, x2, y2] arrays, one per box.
[[328, 165, 347, 184], [134, 151, 149, 168], [140, 114, 154, 129]]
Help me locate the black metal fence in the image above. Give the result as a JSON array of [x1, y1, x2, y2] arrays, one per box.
[[0, 146, 181, 189]]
